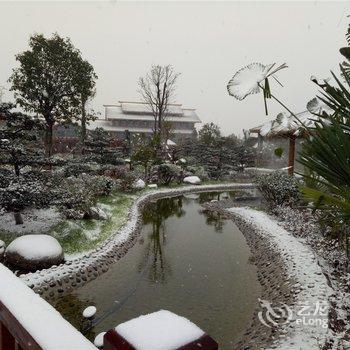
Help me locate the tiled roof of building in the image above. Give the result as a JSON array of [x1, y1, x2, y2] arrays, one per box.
[[103, 101, 201, 123]]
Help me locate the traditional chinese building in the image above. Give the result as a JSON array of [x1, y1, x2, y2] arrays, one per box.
[[87, 101, 201, 141]]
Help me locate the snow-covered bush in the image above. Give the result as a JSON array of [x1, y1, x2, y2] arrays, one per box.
[[0, 177, 52, 224], [62, 161, 100, 177], [55, 174, 117, 219], [150, 164, 183, 185], [186, 165, 209, 181], [0, 169, 13, 188], [105, 167, 137, 192], [255, 171, 300, 206], [82, 174, 117, 196], [55, 176, 95, 219]]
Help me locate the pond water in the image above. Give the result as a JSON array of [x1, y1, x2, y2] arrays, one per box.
[[53, 191, 261, 349]]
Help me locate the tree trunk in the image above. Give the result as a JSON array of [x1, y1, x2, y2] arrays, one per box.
[[288, 135, 296, 175], [14, 210, 23, 225], [257, 134, 263, 167], [14, 163, 20, 177], [346, 231, 350, 272], [45, 122, 54, 157], [81, 97, 87, 153]]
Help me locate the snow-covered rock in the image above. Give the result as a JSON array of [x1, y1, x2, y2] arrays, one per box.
[[83, 305, 97, 318], [5, 235, 64, 271], [85, 206, 108, 220], [115, 310, 204, 350], [166, 139, 176, 146], [133, 179, 146, 189], [94, 332, 106, 348], [148, 184, 158, 189], [183, 176, 201, 185]]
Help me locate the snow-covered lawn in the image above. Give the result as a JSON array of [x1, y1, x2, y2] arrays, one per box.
[[0, 192, 136, 259], [0, 208, 62, 236]]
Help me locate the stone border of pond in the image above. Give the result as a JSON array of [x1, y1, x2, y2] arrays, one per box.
[[19, 183, 255, 301], [202, 200, 332, 350]]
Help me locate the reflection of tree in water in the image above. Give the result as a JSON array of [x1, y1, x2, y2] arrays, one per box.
[[203, 211, 226, 233], [198, 191, 221, 203], [140, 196, 186, 283], [197, 192, 233, 233]]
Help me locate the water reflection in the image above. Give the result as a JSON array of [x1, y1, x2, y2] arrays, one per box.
[[52, 191, 260, 349], [204, 211, 226, 233], [139, 197, 186, 283]]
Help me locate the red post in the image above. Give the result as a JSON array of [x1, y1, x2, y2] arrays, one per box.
[[0, 322, 15, 350], [103, 329, 218, 350]]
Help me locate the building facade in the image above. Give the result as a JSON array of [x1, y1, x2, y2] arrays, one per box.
[[87, 101, 201, 141]]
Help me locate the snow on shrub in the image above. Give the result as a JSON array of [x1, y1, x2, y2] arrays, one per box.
[[151, 164, 183, 185], [255, 171, 300, 206]]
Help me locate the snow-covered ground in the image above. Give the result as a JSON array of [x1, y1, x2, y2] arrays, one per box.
[[0, 208, 62, 235], [227, 207, 333, 350]]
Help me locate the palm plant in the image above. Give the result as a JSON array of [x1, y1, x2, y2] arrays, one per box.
[[299, 63, 350, 265]]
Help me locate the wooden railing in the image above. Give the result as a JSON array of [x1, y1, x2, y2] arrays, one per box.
[[0, 264, 97, 350], [0, 263, 218, 350], [0, 301, 41, 350]]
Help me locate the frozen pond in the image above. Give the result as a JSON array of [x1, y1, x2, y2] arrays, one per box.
[[53, 191, 260, 349]]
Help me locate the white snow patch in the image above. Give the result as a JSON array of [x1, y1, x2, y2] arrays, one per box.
[[83, 306, 97, 318], [83, 227, 102, 241], [183, 176, 201, 185], [0, 264, 96, 349], [115, 310, 204, 350], [0, 208, 62, 235], [227, 207, 332, 350], [6, 235, 63, 261]]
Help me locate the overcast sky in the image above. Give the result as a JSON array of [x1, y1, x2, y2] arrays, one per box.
[[0, 1, 349, 135]]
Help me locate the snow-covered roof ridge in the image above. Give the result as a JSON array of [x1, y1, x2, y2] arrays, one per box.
[[249, 108, 329, 138], [226, 207, 332, 350], [0, 264, 97, 349], [20, 183, 255, 299]]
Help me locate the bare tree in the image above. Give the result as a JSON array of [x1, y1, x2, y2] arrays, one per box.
[[138, 65, 180, 150]]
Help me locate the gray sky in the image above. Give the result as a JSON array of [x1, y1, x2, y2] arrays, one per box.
[[0, 1, 349, 135]]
